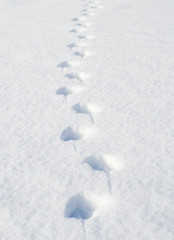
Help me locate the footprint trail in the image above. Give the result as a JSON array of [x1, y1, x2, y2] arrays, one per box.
[[56, 0, 123, 238]]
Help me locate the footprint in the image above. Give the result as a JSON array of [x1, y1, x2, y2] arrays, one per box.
[[84, 154, 123, 172], [56, 86, 84, 103], [57, 61, 79, 71], [84, 154, 124, 192], [76, 22, 83, 26], [61, 127, 83, 141], [65, 72, 90, 85], [65, 73, 82, 84], [67, 43, 77, 49], [81, 9, 88, 13], [70, 28, 78, 33], [74, 50, 94, 58], [72, 18, 78, 21], [64, 193, 95, 220], [78, 35, 87, 40], [57, 86, 83, 96], [74, 51, 85, 58], [56, 87, 73, 102], [57, 61, 71, 71], [82, 12, 88, 16], [78, 35, 95, 40], [89, 6, 97, 9], [72, 103, 101, 123], [56, 87, 73, 96]]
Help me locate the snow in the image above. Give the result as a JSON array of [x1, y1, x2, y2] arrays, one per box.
[[0, 0, 174, 239]]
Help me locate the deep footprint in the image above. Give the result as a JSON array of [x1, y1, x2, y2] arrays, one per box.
[[84, 154, 123, 172], [70, 28, 78, 33], [57, 61, 71, 71], [65, 72, 89, 84], [56, 87, 73, 97], [61, 127, 83, 141], [74, 51, 85, 58], [64, 193, 95, 219], [72, 103, 101, 116], [72, 103, 96, 122], [65, 73, 82, 84], [72, 18, 78, 21], [67, 43, 77, 49], [73, 50, 93, 58], [78, 35, 95, 40], [84, 154, 122, 192], [57, 61, 79, 71], [56, 86, 84, 99]]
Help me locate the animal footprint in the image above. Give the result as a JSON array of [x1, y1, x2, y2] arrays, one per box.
[[78, 35, 95, 40], [67, 43, 78, 49], [65, 72, 90, 85], [64, 193, 95, 220], [56, 87, 73, 102], [74, 51, 85, 58], [56, 86, 84, 102], [57, 61, 71, 71], [56, 86, 82, 103], [84, 154, 124, 192], [70, 28, 78, 33], [74, 50, 93, 58], [78, 35, 87, 40], [56, 87, 73, 96], [57, 61, 79, 71], [81, 9, 88, 13], [84, 154, 123, 172], [61, 127, 83, 141], [61, 126, 95, 142], [72, 103, 101, 123], [72, 18, 78, 21]]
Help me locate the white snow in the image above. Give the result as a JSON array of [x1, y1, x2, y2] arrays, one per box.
[[0, 0, 174, 239]]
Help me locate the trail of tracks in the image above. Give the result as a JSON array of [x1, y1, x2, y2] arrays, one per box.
[[57, 0, 124, 238]]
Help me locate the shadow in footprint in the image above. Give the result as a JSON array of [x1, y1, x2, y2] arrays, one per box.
[[70, 29, 77, 33], [67, 43, 77, 49], [64, 193, 95, 220], [81, 9, 88, 13], [72, 103, 94, 122], [72, 18, 78, 21], [84, 154, 123, 172], [84, 154, 123, 192], [78, 35, 87, 40], [74, 51, 85, 58], [82, 13, 88, 16], [57, 61, 71, 71], [74, 50, 93, 58], [57, 61, 79, 71], [84, 155, 111, 172], [56, 87, 73, 103], [76, 23, 83, 26], [65, 73, 82, 84], [56, 87, 73, 96], [61, 127, 83, 141]]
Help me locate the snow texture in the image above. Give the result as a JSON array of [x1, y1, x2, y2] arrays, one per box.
[[0, 0, 174, 239]]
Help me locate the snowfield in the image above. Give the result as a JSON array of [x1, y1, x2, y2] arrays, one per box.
[[0, 0, 174, 239]]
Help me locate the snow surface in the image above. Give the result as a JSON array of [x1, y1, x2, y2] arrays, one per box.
[[0, 0, 174, 239]]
